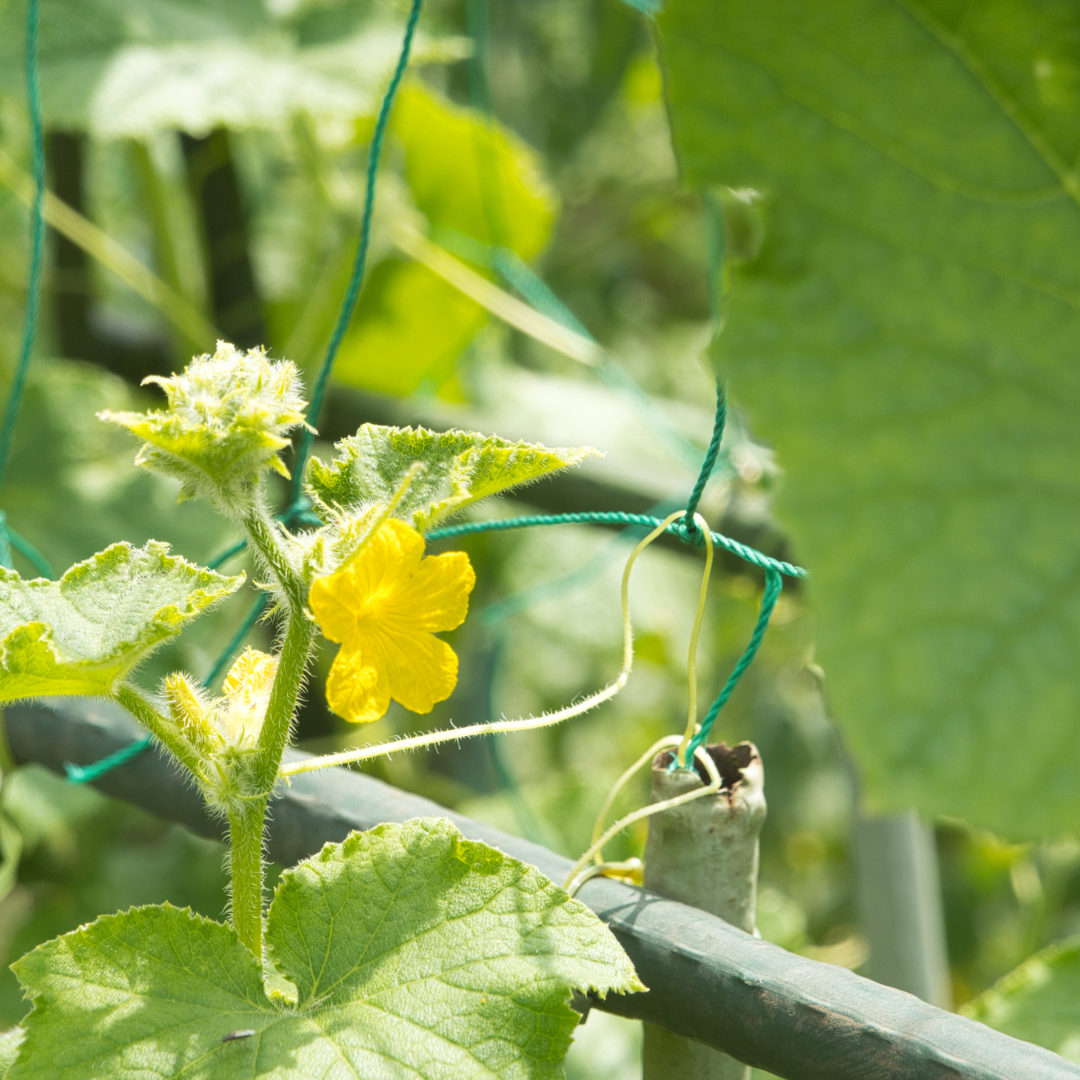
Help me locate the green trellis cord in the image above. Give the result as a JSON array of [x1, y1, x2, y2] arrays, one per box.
[[0, 0, 48, 577], [427, 507, 805, 579], [288, 0, 424, 514], [687, 567, 783, 759]]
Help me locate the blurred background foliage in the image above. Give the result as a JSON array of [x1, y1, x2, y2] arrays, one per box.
[[0, 0, 1079, 1074]]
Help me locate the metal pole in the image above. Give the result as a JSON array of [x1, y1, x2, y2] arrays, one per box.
[[854, 810, 953, 1009], [642, 742, 766, 1080]]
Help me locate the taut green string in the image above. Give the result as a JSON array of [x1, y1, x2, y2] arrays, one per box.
[[0, 0, 46, 572], [686, 567, 783, 761], [288, 0, 424, 514], [428, 508, 805, 579]]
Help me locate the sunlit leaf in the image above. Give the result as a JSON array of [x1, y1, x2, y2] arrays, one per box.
[[964, 936, 1080, 1064], [394, 82, 557, 261], [307, 423, 599, 532], [333, 84, 558, 398], [658, 0, 1080, 837], [9, 819, 641, 1079], [0, 542, 242, 702], [332, 259, 486, 399]]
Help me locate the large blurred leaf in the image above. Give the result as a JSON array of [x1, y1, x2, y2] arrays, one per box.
[[658, 0, 1080, 838], [334, 84, 557, 397], [964, 936, 1080, 1063], [395, 83, 557, 261]]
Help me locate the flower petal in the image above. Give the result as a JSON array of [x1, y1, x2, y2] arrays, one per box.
[[326, 646, 390, 724], [309, 574, 358, 644], [371, 628, 460, 715], [383, 550, 475, 633]]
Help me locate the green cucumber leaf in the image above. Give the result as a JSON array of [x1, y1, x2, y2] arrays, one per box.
[[307, 424, 599, 532], [963, 936, 1080, 1064], [657, 0, 1080, 837], [9, 818, 641, 1079], [0, 541, 242, 702], [333, 259, 487, 399], [101, 343, 307, 510], [0, 1027, 24, 1075]]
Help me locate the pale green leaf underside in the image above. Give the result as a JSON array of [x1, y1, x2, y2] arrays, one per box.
[[659, 0, 1080, 837], [307, 424, 599, 532], [0, 541, 242, 702], [964, 936, 1080, 1064], [9, 818, 640, 1079]]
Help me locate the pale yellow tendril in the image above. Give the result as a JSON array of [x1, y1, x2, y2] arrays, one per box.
[[562, 743, 721, 894], [563, 513, 718, 893], [278, 509, 690, 779]]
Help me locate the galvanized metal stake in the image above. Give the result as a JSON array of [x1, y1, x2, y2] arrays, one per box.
[[642, 742, 766, 1080], [854, 810, 953, 1009]]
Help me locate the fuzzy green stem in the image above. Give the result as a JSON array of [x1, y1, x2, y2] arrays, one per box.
[[254, 610, 315, 791], [228, 797, 268, 956], [240, 505, 307, 613], [113, 684, 202, 778]]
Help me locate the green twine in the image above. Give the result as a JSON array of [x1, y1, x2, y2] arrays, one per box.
[[428, 509, 805, 579], [686, 567, 783, 762], [0, 0, 45, 572], [288, 0, 424, 511], [680, 384, 725, 544], [62, 736, 153, 786]]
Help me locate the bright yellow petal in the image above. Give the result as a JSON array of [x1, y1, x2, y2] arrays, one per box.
[[219, 647, 276, 744], [326, 645, 391, 723], [309, 572, 360, 643], [309, 517, 427, 641], [367, 626, 460, 715], [344, 516, 425, 608], [384, 549, 475, 633]]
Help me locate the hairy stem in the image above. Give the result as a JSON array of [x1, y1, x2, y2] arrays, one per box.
[[228, 797, 268, 956], [240, 505, 307, 612], [255, 610, 315, 792], [113, 683, 202, 778]]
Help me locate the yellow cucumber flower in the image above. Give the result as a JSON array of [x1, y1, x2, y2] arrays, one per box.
[[309, 517, 475, 723]]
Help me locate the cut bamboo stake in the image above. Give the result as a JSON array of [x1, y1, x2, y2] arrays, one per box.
[[642, 742, 766, 1080]]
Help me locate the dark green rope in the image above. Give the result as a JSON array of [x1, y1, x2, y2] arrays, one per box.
[[686, 567, 783, 760], [209, 538, 248, 570], [289, 0, 424, 509], [428, 511, 806, 579], [680, 383, 726, 543], [65, 593, 269, 784], [7, 523, 53, 578], [0, 0, 45, 571]]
